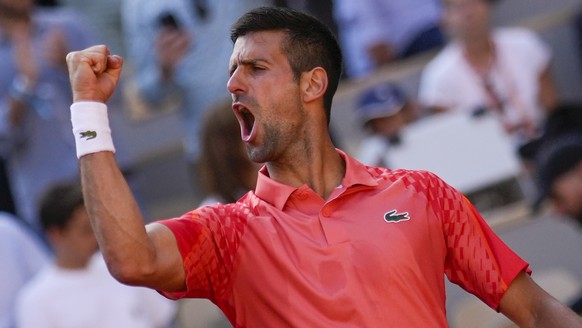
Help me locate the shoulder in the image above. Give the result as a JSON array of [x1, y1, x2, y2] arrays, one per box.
[[368, 166, 450, 193], [494, 27, 547, 49], [421, 43, 464, 82], [161, 200, 256, 238], [0, 214, 49, 258], [425, 44, 463, 71], [365, 167, 464, 219], [15, 265, 54, 306]]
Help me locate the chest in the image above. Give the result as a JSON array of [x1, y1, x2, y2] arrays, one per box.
[[227, 186, 448, 325]]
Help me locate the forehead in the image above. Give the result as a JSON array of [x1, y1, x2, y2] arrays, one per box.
[[230, 31, 287, 65]]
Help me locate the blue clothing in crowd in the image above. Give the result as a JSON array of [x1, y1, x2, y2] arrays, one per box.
[[0, 8, 94, 228]]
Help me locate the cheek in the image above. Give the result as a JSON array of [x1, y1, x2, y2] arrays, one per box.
[[77, 229, 98, 249], [553, 182, 582, 213]]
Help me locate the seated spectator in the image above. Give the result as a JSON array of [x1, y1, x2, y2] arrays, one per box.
[[15, 182, 176, 328], [418, 0, 558, 147], [533, 134, 582, 314], [517, 102, 582, 204], [0, 211, 49, 328], [334, 0, 444, 79], [354, 82, 418, 168]]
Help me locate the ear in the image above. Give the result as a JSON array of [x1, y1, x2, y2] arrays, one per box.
[[300, 67, 328, 104]]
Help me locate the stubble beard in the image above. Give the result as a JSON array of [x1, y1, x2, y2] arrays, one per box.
[[246, 92, 304, 164], [246, 125, 282, 164]]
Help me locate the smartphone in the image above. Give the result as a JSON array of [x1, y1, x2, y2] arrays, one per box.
[[158, 12, 180, 29]]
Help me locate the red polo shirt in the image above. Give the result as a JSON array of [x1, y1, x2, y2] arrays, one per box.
[[158, 150, 529, 327]]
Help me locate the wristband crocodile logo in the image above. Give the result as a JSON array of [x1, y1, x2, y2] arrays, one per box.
[[80, 130, 97, 140], [384, 209, 410, 223]]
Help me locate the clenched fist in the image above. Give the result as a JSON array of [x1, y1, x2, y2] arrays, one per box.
[[66, 45, 123, 103]]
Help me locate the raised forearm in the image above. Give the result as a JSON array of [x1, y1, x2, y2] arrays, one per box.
[[67, 45, 185, 291], [80, 151, 157, 285]]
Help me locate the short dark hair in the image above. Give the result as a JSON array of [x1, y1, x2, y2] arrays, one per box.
[[534, 134, 582, 210], [231, 6, 343, 124], [39, 182, 84, 231]]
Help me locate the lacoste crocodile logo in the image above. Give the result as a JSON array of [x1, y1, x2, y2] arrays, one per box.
[[79, 130, 97, 140], [384, 210, 410, 223]]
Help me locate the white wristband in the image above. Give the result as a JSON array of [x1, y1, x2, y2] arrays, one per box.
[[70, 102, 115, 158]]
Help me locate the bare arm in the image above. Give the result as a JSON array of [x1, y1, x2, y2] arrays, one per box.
[[66, 45, 185, 291], [499, 271, 582, 327]]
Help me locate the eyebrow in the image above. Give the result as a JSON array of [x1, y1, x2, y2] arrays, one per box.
[[229, 58, 269, 75]]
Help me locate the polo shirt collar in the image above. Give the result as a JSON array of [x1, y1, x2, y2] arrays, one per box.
[[254, 149, 379, 209]]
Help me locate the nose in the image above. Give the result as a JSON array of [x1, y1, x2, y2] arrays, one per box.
[[227, 67, 245, 95]]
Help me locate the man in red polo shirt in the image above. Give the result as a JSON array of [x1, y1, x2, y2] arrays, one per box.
[[65, 6, 582, 327]]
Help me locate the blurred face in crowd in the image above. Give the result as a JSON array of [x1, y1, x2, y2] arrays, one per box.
[[0, 0, 34, 19], [443, 0, 491, 42], [48, 205, 99, 269], [550, 163, 582, 226]]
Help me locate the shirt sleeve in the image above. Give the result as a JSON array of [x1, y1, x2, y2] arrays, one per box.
[[156, 204, 247, 302], [423, 171, 530, 310]]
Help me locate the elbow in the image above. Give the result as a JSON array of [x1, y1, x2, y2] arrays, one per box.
[[103, 256, 157, 286]]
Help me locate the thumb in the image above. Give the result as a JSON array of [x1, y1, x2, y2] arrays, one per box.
[[107, 54, 123, 70], [103, 54, 124, 80]]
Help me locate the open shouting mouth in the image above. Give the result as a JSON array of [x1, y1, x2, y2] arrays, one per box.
[[233, 103, 256, 142]]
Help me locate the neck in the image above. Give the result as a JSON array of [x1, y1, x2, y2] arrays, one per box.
[[463, 36, 494, 72], [55, 258, 90, 270], [266, 128, 345, 200]]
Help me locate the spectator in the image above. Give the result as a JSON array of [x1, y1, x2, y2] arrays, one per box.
[[121, 0, 271, 204], [14, 182, 176, 328], [0, 0, 92, 228], [0, 211, 50, 328], [533, 134, 582, 314], [334, 0, 444, 79], [354, 82, 418, 167], [418, 0, 558, 146], [199, 97, 260, 206]]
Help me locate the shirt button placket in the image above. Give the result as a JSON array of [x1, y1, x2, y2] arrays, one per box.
[[321, 206, 332, 217]]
